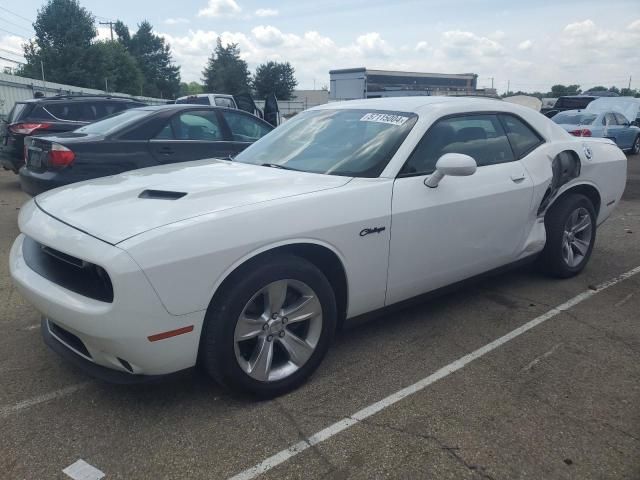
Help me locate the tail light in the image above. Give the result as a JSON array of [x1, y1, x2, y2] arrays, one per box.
[[48, 143, 75, 168], [569, 128, 592, 137], [9, 123, 51, 135]]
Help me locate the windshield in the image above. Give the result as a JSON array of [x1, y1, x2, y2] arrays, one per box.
[[555, 97, 595, 109], [234, 109, 417, 177], [74, 109, 152, 135], [552, 112, 597, 125]]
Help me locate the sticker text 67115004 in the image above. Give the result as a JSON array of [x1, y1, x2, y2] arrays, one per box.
[[360, 113, 409, 126]]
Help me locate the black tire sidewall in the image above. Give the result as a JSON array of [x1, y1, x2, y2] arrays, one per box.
[[633, 135, 640, 155], [541, 193, 597, 278], [201, 254, 337, 397]]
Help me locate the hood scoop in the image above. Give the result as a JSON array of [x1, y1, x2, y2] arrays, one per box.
[[138, 189, 187, 200]]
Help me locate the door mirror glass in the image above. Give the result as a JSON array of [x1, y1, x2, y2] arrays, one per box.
[[424, 153, 477, 188]]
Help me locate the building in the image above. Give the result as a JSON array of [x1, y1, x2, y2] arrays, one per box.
[[329, 68, 478, 101]]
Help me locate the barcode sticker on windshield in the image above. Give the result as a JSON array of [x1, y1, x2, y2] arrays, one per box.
[[360, 113, 409, 126]]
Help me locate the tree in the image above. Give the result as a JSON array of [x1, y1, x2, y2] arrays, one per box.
[[84, 41, 143, 95], [179, 81, 204, 96], [253, 61, 298, 100], [588, 85, 607, 92], [202, 38, 251, 95], [116, 21, 180, 98], [549, 84, 581, 97], [18, 0, 96, 85]]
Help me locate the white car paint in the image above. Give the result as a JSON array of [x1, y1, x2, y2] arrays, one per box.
[[9, 97, 627, 377]]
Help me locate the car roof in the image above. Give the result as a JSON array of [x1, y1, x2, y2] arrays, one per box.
[[313, 96, 505, 114], [18, 95, 144, 104], [136, 104, 228, 112]]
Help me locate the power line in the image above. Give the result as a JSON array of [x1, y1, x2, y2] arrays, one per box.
[[0, 54, 24, 64], [0, 47, 25, 59], [0, 5, 34, 24], [0, 17, 33, 35], [0, 25, 28, 39]]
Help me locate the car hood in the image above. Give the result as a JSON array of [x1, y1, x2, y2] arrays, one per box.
[[35, 159, 352, 244]]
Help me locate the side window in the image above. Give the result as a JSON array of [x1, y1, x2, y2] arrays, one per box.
[[614, 113, 628, 125], [499, 114, 544, 158], [222, 110, 272, 142], [44, 102, 96, 122], [170, 111, 223, 140], [154, 123, 174, 140], [401, 114, 514, 176], [214, 97, 235, 108], [604, 113, 618, 126]]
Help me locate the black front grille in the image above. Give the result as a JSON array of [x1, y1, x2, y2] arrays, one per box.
[[23, 236, 114, 302], [49, 320, 92, 358]]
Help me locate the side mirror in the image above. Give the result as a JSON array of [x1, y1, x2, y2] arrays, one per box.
[[425, 153, 477, 188]]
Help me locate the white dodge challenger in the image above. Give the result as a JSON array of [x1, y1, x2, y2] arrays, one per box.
[[10, 97, 627, 396]]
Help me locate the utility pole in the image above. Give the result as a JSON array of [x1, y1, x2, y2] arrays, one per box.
[[507, 80, 510, 95], [489, 77, 494, 89], [40, 60, 45, 82], [99, 21, 115, 41], [629, 76, 632, 91]]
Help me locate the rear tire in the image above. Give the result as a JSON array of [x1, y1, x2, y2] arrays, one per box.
[[631, 135, 640, 155], [200, 254, 337, 398], [537, 193, 596, 278]]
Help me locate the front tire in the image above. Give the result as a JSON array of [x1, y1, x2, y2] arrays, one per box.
[[537, 193, 597, 278], [200, 254, 337, 397]]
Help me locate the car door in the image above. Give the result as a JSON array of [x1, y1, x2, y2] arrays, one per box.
[[613, 113, 634, 149], [219, 109, 274, 155], [602, 112, 623, 146], [148, 109, 235, 163], [387, 113, 535, 305]]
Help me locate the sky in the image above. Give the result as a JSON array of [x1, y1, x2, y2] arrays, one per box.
[[0, 0, 638, 94]]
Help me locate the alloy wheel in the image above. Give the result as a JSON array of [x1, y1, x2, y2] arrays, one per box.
[[234, 279, 323, 382], [561, 207, 592, 268]]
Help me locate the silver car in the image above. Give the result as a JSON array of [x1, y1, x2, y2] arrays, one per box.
[[552, 110, 640, 154]]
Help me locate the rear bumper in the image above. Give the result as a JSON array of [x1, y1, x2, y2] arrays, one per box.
[[9, 202, 206, 376], [19, 167, 70, 196]]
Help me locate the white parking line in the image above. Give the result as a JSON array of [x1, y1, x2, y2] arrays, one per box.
[[228, 265, 640, 480], [0, 382, 89, 419], [62, 459, 105, 480]]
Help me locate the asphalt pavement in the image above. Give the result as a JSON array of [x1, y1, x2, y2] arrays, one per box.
[[1, 156, 639, 480]]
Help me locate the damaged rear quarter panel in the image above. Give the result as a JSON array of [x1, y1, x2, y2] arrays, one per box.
[[521, 138, 627, 225]]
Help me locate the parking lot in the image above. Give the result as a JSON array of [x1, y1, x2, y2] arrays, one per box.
[[1, 155, 639, 479]]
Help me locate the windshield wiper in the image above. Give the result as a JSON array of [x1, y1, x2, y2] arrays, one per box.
[[261, 163, 299, 171]]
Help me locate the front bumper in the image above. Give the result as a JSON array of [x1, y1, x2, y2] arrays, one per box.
[[41, 318, 171, 383], [9, 201, 206, 377]]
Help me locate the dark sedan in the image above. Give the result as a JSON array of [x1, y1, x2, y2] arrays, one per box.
[[19, 104, 274, 196]]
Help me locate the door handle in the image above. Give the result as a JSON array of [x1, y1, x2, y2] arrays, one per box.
[[511, 173, 526, 183]]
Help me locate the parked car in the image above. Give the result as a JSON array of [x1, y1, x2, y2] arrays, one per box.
[[175, 93, 238, 108], [175, 92, 280, 127], [9, 97, 626, 396], [20, 104, 273, 196], [586, 97, 640, 128], [552, 109, 640, 153], [541, 95, 597, 118], [0, 95, 146, 173]]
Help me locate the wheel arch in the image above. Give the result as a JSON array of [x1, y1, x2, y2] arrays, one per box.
[[207, 240, 350, 327], [548, 181, 602, 218]]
